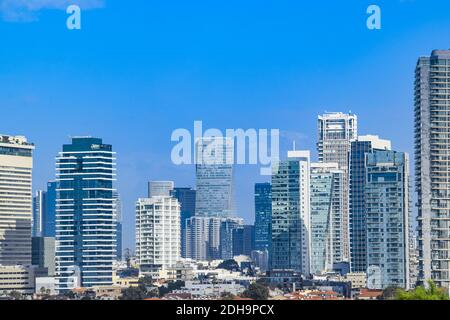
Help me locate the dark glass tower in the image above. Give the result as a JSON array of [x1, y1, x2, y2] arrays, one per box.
[[171, 187, 196, 258], [254, 183, 272, 252], [55, 137, 116, 291], [349, 135, 391, 273]]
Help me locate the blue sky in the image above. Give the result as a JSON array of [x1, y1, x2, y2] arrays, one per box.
[[1, 0, 450, 250]]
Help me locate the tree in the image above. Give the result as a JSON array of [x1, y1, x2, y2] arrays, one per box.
[[218, 259, 240, 272], [120, 287, 146, 300], [380, 286, 400, 300], [395, 280, 449, 300], [158, 280, 185, 297], [221, 292, 236, 300], [242, 282, 269, 300], [9, 291, 23, 300]]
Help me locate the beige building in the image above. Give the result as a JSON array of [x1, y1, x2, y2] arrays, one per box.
[[0, 265, 36, 295], [0, 135, 34, 266]]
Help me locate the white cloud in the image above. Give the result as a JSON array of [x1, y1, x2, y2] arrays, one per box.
[[0, 0, 104, 22]]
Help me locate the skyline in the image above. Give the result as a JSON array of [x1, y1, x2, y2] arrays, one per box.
[[2, 1, 450, 251]]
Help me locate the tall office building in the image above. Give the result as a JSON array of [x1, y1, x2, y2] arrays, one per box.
[[148, 181, 174, 197], [310, 163, 344, 274], [135, 196, 180, 276], [32, 236, 55, 276], [365, 150, 411, 289], [45, 181, 57, 237], [254, 183, 272, 251], [318, 112, 357, 262], [171, 187, 196, 258], [32, 190, 46, 237], [55, 137, 116, 291], [349, 135, 391, 272], [185, 216, 222, 261], [415, 50, 450, 288], [270, 150, 310, 275], [195, 137, 235, 217], [232, 225, 255, 257], [0, 135, 34, 266], [113, 192, 122, 260], [220, 217, 244, 260]]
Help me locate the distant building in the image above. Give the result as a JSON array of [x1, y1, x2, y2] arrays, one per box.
[[232, 225, 255, 257], [195, 137, 235, 218], [365, 150, 411, 289], [171, 187, 196, 258], [220, 218, 244, 260], [349, 135, 391, 273], [415, 49, 450, 288], [0, 135, 35, 266], [136, 195, 181, 277], [55, 137, 116, 291], [310, 162, 344, 274], [32, 237, 55, 276], [254, 183, 272, 251], [271, 150, 310, 275], [148, 181, 174, 197], [0, 265, 42, 295], [317, 112, 357, 262], [113, 192, 123, 260], [186, 216, 220, 261]]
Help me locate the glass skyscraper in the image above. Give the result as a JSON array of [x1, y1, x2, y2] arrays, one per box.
[[254, 183, 272, 251], [318, 112, 357, 262], [55, 137, 116, 291], [195, 137, 235, 218], [365, 150, 411, 289], [349, 135, 391, 273], [415, 50, 450, 288], [271, 150, 310, 275], [310, 163, 344, 274], [171, 187, 196, 258]]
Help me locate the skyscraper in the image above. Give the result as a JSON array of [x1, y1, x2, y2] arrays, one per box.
[[148, 181, 174, 197], [135, 196, 180, 277], [232, 225, 255, 257], [195, 137, 235, 217], [171, 187, 196, 258], [310, 163, 344, 274], [113, 192, 123, 261], [44, 181, 57, 237], [32, 190, 46, 237], [185, 216, 222, 261], [0, 135, 34, 266], [415, 49, 450, 288], [365, 150, 411, 289], [254, 183, 272, 251], [55, 137, 116, 291], [349, 135, 391, 273], [270, 150, 310, 275], [220, 217, 244, 260], [318, 112, 357, 262]]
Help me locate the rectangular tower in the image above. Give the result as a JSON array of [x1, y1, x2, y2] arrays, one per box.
[[270, 150, 310, 275], [0, 135, 34, 266], [318, 112, 357, 262], [55, 137, 116, 291], [415, 50, 450, 288]]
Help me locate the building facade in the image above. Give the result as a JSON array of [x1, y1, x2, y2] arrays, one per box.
[[318, 112, 357, 262], [0, 135, 34, 266], [148, 181, 174, 198], [135, 196, 181, 277], [270, 150, 310, 275], [55, 137, 116, 291], [195, 137, 235, 218], [365, 150, 411, 289], [349, 135, 391, 273], [254, 183, 272, 251], [310, 162, 344, 274], [171, 187, 196, 258], [415, 49, 450, 288]]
